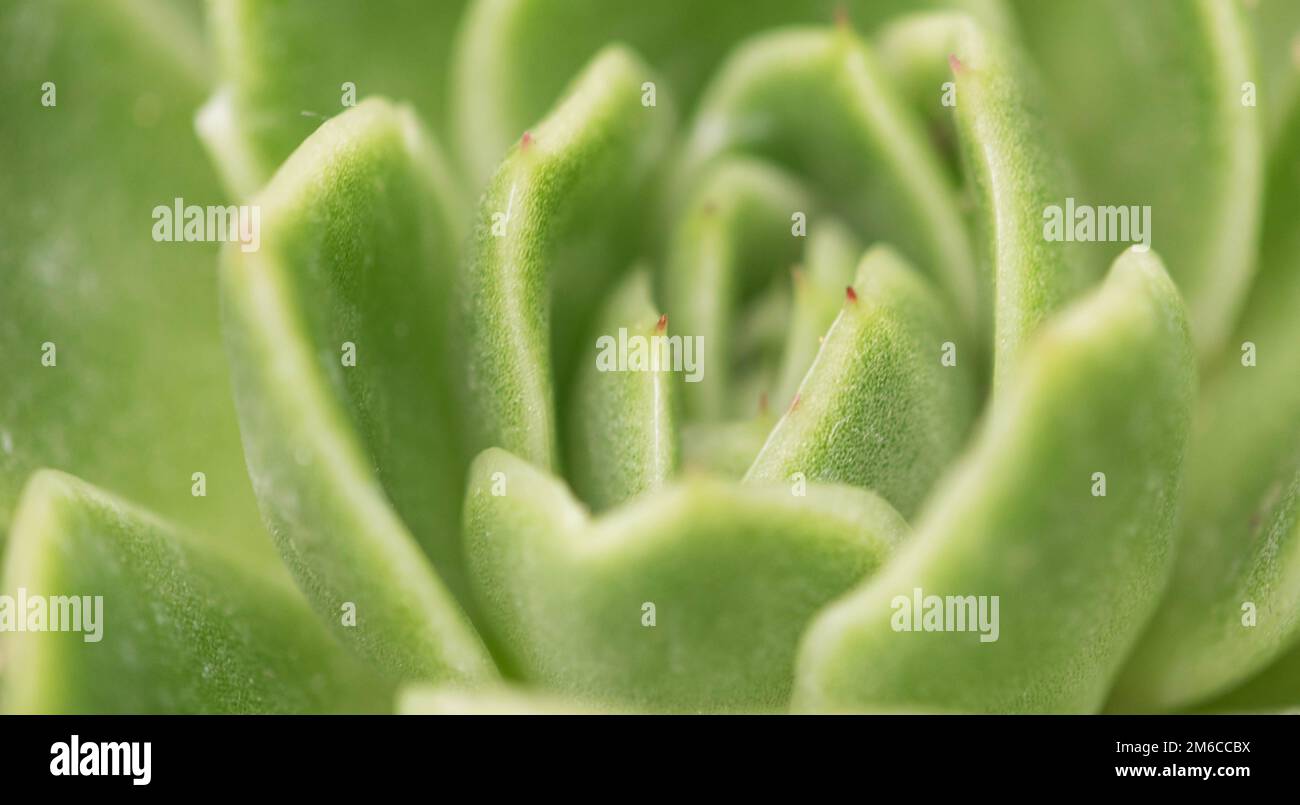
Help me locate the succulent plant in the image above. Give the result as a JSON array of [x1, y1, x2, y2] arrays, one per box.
[[2, 0, 1299, 715]]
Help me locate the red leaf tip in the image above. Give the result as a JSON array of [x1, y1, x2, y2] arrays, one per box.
[[656, 313, 668, 333], [845, 285, 858, 303], [520, 130, 533, 149], [948, 54, 964, 73]]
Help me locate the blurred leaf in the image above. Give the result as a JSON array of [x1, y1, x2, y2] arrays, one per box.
[[773, 220, 861, 408], [1112, 466, 1300, 711], [200, 0, 468, 196], [1012, 0, 1263, 359], [1243, 0, 1300, 147], [729, 274, 792, 414], [1, 471, 389, 713], [1195, 639, 1300, 713], [680, 415, 776, 479], [1108, 99, 1300, 712], [662, 156, 812, 420], [0, 0, 271, 560], [451, 0, 1009, 190], [677, 26, 980, 335]]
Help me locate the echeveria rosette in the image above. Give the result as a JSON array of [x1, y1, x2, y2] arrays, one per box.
[[1, 0, 1299, 715]]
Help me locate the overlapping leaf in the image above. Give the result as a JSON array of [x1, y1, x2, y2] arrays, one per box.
[[1109, 97, 1300, 712], [746, 246, 975, 518], [567, 270, 679, 510], [220, 99, 494, 682], [1012, 0, 1263, 359], [452, 0, 1009, 189], [458, 46, 674, 469], [795, 251, 1195, 713], [675, 26, 981, 338], [463, 448, 907, 713], [200, 0, 469, 196]]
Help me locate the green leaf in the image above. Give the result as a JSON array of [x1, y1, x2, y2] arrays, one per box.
[[463, 448, 907, 712], [729, 275, 792, 414], [773, 220, 862, 408], [220, 98, 494, 682], [567, 270, 679, 510], [0, 0, 271, 561], [1195, 640, 1300, 713], [1110, 466, 1300, 711], [680, 415, 776, 479], [1107, 99, 1300, 712], [676, 25, 980, 336], [940, 13, 1094, 390], [746, 246, 975, 518], [200, 0, 468, 196], [681, 15, 1093, 392], [1244, 0, 1300, 148], [662, 156, 813, 420], [1012, 0, 1263, 359], [458, 45, 674, 470], [449, 0, 1008, 190], [795, 249, 1195, 713], [1, 470, 389, 713], [872, 14, 966, 180]]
